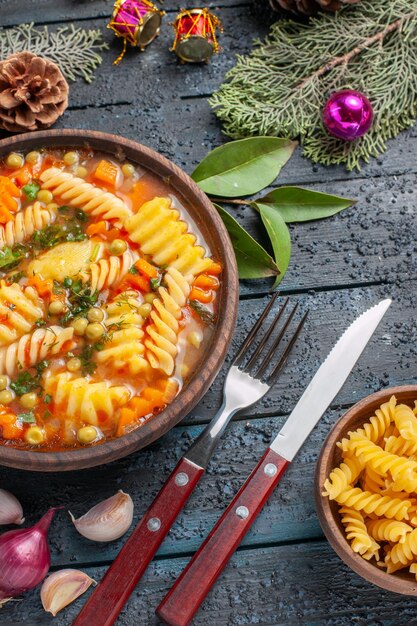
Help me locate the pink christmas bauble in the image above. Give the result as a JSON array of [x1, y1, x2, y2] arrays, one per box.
[[322, 90, 373, 141]]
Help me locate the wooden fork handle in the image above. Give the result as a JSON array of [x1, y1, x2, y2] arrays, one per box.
[[73, 457, 204, 626], [156, 447, 289, 626]]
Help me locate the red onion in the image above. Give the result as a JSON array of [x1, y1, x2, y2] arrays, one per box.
[[0, 507, 59, 603]]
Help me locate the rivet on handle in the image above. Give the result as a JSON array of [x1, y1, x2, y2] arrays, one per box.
[[147, 517, 161, 532], [175, 472, 189, 486], [236, 506, 249, 519], [264, 463, 277, 477]]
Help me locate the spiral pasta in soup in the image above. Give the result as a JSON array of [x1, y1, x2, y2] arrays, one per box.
[[0, 148, 221, 450]]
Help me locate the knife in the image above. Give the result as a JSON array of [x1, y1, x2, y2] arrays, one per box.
[[156, 298, 392, 626]]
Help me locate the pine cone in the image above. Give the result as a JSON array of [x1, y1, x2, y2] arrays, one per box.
[[271, 0, 360, 15], [0, 51, 69, 133]]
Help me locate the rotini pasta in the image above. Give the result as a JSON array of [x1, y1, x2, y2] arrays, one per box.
[[0, 281, 44, 346], [322, 456, 363, 500], [334, 487, 410, 521], [0, 326, 74, 376], [125, 197, 212, 277], [394, 403, 417, 442], [360, 465, 387, 494], [145, 267, 191, 375], [347, 433, 417, 488], [44, 371, 130, 426], [0, 201, 57, 249], [389, 528, 417, 565], [367, 518, 412, 545], [85, 250, 138, 293], [384, 435, 417, 457], [337, 396, 396, 452], [40, 167, 132, 224], [340, 507, 379, 559]]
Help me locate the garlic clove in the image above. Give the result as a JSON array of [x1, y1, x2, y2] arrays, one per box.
[[69, 490, 133, 542], [41, 569, 96, 616], [0, 489, 24, 525]]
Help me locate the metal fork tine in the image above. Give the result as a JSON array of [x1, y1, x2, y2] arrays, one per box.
[[233, 292, 280, 366], [265, 310, 309, 387], [253, 302, 299, 379], [244, 297, 289, 372]]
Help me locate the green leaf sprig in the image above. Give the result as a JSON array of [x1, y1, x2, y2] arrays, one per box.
[[191, 137, 356, 286]]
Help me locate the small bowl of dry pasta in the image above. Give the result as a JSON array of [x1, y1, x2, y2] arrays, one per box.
[[315, 385, 417, 596]]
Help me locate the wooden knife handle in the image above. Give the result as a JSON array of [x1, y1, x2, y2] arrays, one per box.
[[73, 457, 204, 626], [156, 447, 289, 626]]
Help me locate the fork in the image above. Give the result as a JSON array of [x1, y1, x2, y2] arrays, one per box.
[[72, 295, 308, 626]]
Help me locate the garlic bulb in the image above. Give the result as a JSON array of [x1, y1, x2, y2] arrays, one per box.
[[0, 489, 24, 525], [69, 490, 133, 542], [41, 569, 96, 616]]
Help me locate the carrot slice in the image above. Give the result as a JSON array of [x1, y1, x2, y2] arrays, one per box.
[[86, 221, 108, 237], [193, 275, 219, 290], [27, 276, 53, 298], [207, 261, 222, 276], [93, 160, 119, 188], [189, 287, 213, 303], [135, 258, 158, 279]]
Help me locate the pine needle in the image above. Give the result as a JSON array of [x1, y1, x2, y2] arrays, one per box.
[[210, 1, 417, 170], [0, 23, 108, 83]]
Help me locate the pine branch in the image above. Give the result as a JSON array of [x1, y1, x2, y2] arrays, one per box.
[[210, 0, 417, 170], [0, 23, 108, 83], [297, 9, 417, 89]]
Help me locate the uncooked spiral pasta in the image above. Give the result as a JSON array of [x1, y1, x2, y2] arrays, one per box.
[[322, 456, 363, 500], [0, 201, 57, 249], [44, 371, 130, 426], [0, 326, 74, 376], [367, 518, 412, 545], [40, 167, 132, 224], [389, 528, 417, 565], [86, 250, 138, 293], [339, 507, 379, 559], [324, 394, 417, 580], [125, 197, 212, 277], [337, 396, 396, 452], [145, 267, 191, 375], [393, 403, 417, 442], [0, 282, 44, 347], [334, 487, 410, 520], [347, 433, 417, 487], [384, 435, 417, 457]]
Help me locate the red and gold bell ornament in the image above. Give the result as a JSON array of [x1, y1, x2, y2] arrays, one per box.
[[171, 8, 223, 63], [108, 0, 164, 64]]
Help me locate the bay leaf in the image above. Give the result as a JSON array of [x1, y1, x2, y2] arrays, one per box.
[[192, 137, 297, 198], [214, 204, 279, 280], [258, 186, 355, 223], [254, 203, 291, 288]]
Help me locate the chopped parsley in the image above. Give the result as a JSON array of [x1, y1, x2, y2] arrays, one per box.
[[44, 394, 52, 405], [22, 182, 40, 201], [189, 299, 216, 327], [60, 278, 98, 324], [150, 276, 162, 290], [35, 319, 47, 327], [129, 265, 139, 275], [18, 411, 36, 424], [10, 371, 42, 396]]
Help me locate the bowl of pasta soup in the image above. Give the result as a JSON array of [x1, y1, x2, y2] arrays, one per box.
[[316, 385, 417, 595], [0, 130, 238, 471]]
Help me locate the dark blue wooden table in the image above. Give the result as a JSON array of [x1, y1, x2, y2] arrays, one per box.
[[1, 1, 417, 624]]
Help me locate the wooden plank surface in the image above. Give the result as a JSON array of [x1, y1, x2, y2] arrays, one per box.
[[1, 0, 417, 624]]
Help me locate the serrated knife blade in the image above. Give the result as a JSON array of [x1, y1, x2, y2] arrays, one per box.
[[271, 298, 392, 461]]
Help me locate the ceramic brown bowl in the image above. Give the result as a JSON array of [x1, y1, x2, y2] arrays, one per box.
[[315, 385, 417, 596], [0, 129, 239, 472]]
